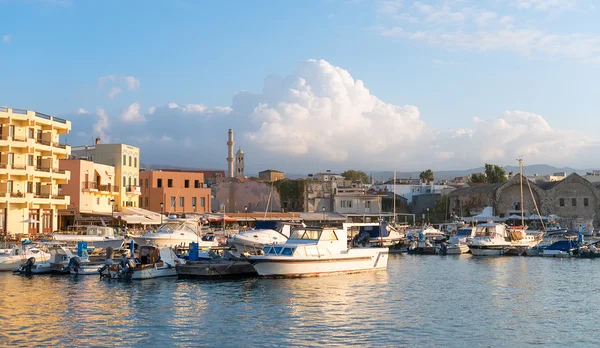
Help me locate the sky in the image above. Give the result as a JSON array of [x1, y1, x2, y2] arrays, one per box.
[[1, 0, 600, 174]]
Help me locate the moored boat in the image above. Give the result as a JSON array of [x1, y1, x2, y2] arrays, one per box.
[[52, 225, 124, 250], [100, 245, 183, 280], [228, 221, 303, 254], [248, 227, 388, 277], [446, 226, 476, 254], [131, 217, 216, 248], [467, 223, 511, 256], [0, 244, 50, 271]]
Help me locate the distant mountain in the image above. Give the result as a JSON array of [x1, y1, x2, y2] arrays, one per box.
[[371, 164, 591, 181]]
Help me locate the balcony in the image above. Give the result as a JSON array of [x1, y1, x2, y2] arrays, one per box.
[[35, 138, 52, 146], [11, 164, 26, 170], [82, 181, 98, 191], [35, 165, 51, 173], [126, 185, 141, 195], [53, 168, 66, 175]]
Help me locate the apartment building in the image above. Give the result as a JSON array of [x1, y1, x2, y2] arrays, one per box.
[[71, 143, 140, 211], [59, 159, 117, 214], [258, 169, 284, 182], [0, 107, 71, 236], [140, 170, 212, 214]]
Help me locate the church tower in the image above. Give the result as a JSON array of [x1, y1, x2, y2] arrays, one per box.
[[235, 148, 245, 178]]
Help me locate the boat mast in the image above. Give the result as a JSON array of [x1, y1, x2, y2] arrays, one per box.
[[393, 170, 396, 224], [519, 157, 524, 227]]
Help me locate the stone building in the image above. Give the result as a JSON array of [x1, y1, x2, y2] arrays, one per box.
[[448, 173, 600, 226]]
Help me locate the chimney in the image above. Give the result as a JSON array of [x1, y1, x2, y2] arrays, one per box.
[[95, 137, 101, 145]]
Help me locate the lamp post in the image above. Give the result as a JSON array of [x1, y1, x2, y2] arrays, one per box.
[[110, 198, 115, 222], [427, 208, 430, 223], [160, 202, 164, 224], [322, 206, 326, 223], [244, 206, 248, 230]]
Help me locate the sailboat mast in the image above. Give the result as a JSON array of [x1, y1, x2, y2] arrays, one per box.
[[393, 170, 396, 223], [519, 158, 524, 227]]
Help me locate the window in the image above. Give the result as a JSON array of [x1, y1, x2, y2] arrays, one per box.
[[572, 198, 577, 206], [559, 198, 565, 206], [200, 197, 205, 207], [194, 180, 200, 188], [157, 178, 162, 188], [27, 155, 33, 166], [139, 197, 143, 207], [170, 196, 175, 207], [145, 197, 149, 207], [167, 179, 173, 188], [145, 179, 148, 188], [97, 197, 100, 205], [7, 153, 13, 165], [7, 180, 13, 193], [341, 200, 352, 208], [8, 125, 14, 137], [365, 201, 371, 209], [26, 182, 33, 193], [134, 177, 137, 186], [122, 176, 126, 187], [179, 197, 184, 208], [584, 198, 589, 207], [192, 197, 197, 207], [28, 128, 34, 138], [184, 180, 189, 188], [128, 156, 132, 166], [123, 154, 127, 164], [134, 157, 137, 168]]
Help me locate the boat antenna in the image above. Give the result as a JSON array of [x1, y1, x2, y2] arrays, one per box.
[[393, 170, 396, 224], [522, 166, 546, 236]]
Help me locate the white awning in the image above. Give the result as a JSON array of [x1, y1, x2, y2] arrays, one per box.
[[95, 169, 111, 184]]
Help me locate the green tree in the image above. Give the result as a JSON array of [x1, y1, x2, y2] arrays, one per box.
[[469, 164, 507, 184], [341, 170, 369, 183], [419, 169, 434, 184]]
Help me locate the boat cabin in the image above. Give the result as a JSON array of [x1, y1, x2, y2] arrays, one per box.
[[473, 223, 508, 240], [262, 227, 347, 257]]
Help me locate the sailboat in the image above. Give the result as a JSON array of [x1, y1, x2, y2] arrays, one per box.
[[505, 158, 543, 255]]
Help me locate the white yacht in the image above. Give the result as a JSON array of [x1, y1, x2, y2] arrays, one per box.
[[100, 245, 183, 280], [52, 225, 124, 250], [248, 227, 388, 277], [0, 245, 50, 271], [446, 226, 476, 254], [345, 221, 404, 247], [131, 218, 217, 248], [467, 223, 512, 256], [16, 244, 82, 274], [228, 221, 304, 254]]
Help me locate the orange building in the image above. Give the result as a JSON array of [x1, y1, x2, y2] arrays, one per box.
[[139, 170, 211, 214]]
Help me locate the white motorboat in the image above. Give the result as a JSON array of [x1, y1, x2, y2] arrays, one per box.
[[446, 226, 476, 254], [100, 245, 183, 280], [0, 245, 50, 271], [131, 218, 217, 248], [15, 243, 86, 274], [505, 227, 543, 255], [52, 225, 124, 250], [407, 225, 446, 254], [228, 221, 304, 254], [467, 223, 512, 256], [248, 226, 388, 277], [346, 221, 404, 248]]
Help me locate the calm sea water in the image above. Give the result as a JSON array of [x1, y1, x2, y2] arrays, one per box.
[[1, 255, 600, 347]]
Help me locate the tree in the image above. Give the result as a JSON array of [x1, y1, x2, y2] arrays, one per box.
[[469, 164, 507, 184], [419, 169, 434, 184], [341, 170, 369, 183]]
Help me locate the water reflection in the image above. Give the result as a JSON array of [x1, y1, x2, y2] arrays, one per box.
[[2, 255, 600, 346]]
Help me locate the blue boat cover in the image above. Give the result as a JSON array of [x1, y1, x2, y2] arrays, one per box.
[[360, 222, 389, 238], [255, 221, 281, 230], [545, 240, 580, 251]]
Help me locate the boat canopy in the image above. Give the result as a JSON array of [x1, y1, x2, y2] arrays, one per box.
[[360, 222, 390, 238]]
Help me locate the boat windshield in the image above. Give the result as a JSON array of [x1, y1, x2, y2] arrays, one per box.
[[474, 226, 497, 237], [157, 221, 197, 235], [455, 228, 473, 237], [289, 228, 321, 240]]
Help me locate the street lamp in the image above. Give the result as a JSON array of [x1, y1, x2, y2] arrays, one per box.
[[427, 208, 430, 223], [244, 206, 248, 230], [322, 206, 326, 223], [110, 198, 115, 222], [160, 202, 164, 224]]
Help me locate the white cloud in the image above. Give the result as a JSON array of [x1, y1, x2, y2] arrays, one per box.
[[162, 102, 231, 115], [107, 87, 122, 99], [159, 135, 172, 143], [244, 59, 427, 161], [75, 108, 90, 115], [182, 104, 207, 113], [376, 1, 600, 61], [432, 59, 462, 65], [148, 106, 157, 115], [98, 75, 140, 99], [93, 108, 110, 142], [121, 102, 145, 122], [2, 35, 10, 44], [168, 102, 179, 109]]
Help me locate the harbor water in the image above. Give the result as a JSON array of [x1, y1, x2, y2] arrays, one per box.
[[2, 255, 600, 347]]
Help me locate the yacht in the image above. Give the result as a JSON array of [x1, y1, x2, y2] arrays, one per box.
[[131, 218, 217, 248], [52, 225, 124, 250], [446, 226, 476, 254], [346, 221, 404, 248], [100, 245, 183, 280], [0, 245, 50, 271], [248, 227, 388, 277], [228, 221, 304, 254], [467, 223, 512, 256]]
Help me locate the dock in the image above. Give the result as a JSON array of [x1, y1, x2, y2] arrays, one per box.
[[176, 260, 257, 278]]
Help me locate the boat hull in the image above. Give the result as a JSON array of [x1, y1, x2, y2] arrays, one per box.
[[131, 236, 208, 248], [468, 245, 507, 256], [446, 244, 470, 255], [250, 249, 388, 277]]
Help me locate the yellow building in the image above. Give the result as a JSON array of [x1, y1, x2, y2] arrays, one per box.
[[258, 169, 285, 182], [0, 106, 71, 237], [71, 143, 140, 211]]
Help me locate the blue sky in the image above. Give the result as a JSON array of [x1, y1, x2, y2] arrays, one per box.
[[1, 0, 599, 173]]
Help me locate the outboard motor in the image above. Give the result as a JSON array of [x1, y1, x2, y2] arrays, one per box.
[[64, 256, 82, 274], [440, 241, 448, 255], [22, 257, 36, 276], [352, 231, 370, 247]]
